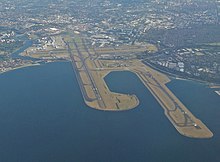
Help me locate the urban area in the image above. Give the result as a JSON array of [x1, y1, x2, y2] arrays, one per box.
[[0, 0, 220, 84]]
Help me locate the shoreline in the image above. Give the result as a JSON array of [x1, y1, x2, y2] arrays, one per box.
[[144, 61, 220, 87], [0, 60, 71, 76], [0, 63, 41, 75], [0, 57, 213, 138]]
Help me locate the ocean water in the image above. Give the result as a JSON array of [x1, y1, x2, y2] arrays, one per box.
[[0, 62, 219, 162]]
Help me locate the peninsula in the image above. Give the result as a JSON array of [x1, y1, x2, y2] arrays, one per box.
[[64, 33, 213, 139]]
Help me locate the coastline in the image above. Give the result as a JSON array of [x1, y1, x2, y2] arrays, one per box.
[[0, 63, 41, 75], [0, 60, 71, 76], [144, 61, 220, 87]]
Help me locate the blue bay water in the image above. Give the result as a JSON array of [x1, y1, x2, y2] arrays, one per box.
[[0, 62, 220, 162]]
